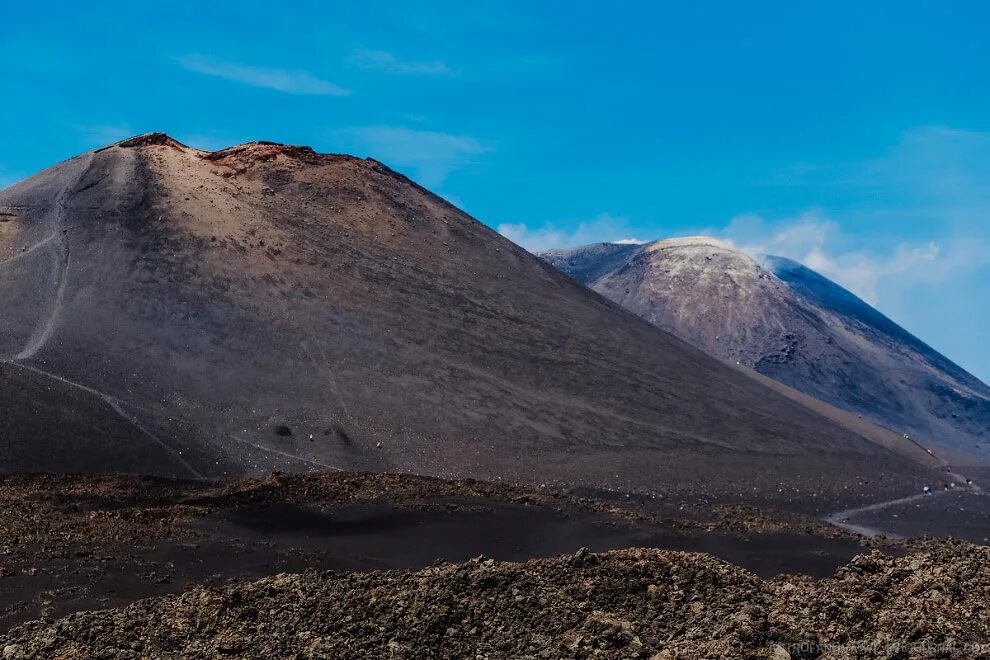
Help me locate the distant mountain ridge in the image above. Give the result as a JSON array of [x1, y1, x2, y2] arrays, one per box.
[[540, 237, 990, 463]]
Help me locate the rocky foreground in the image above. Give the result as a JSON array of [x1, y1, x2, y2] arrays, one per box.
[[3, 544, 989, 659]]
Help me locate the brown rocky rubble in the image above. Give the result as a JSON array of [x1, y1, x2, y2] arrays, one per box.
[[2, 544, 989, 659]]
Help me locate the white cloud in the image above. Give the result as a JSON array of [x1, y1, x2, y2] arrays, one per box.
[[612, 238, 647, 245], [496, 223, 564, 251], [719, 210, 987, 306], [497, 213, 637, 252], [336, 125, 491, 186], [348, 49, 453, 76], [801, 242, 941, 305], [175, 55, 349, 96]]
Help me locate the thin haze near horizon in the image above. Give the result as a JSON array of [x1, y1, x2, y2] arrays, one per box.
[[1, 1, 988, 382]]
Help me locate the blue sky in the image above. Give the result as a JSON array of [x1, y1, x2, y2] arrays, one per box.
[[2, 1, 988, 381]]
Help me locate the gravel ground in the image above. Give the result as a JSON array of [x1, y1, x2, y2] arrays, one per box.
[[2, 544, 989, 659], [0, 472, 848, 546], [0, 472, 883, 635]]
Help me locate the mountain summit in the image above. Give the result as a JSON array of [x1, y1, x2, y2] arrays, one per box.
[[0, 137, 936, 505], [541, 237, 990, 463]]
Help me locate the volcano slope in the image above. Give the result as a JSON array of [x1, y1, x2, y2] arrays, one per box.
[[541, 237, 990, 466], [0, 135, 938, 508]]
